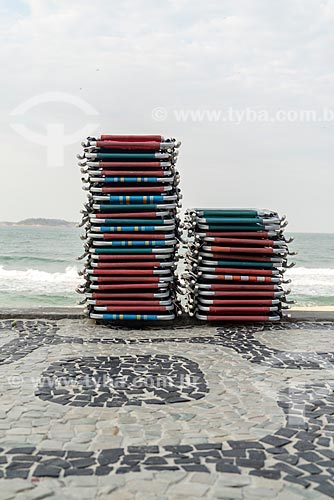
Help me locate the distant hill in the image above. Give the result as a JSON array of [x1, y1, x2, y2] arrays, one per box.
[[0, 218, 76, 227]]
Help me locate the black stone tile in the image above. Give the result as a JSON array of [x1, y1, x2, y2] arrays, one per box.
[[317, 437, 330, 447], [293, 441, 316, 451], [236, 458, 264, 469], [33, 465, 61, 478], [65, 468, 94, 476], [267, 447, 288, 455], [182, 464, 209, 473], [66, 451, 94, 459], [195, 443, 222, 450], [274, 454, 299, 465], [309, 418, 322, 425], [190, 393, 206, 400], [7, 447, 35, 455], [40, 450, 65, 457], [299, 463, 322, 474], [192, 450, 221, 459], [275, 428, 298, 438], [144, 466, 179, 471], [41, 458, 70, 469], [116, 464, 141, 473], [53, 389, 70, 396], [284, 475, 310, 487], [166, 397, 190, 403], [317, 460, 334, 467], [223, 449, 246, 457], [143, 457, 167, 465], [250, 469, 281, 480], [95, 466, 113, 475], [295, 431, 319, 441], [273, 462, 303, 477], [298, 452, 323, 463], [315, 482, 334, 498], [6, 461, 32, 471], [319, 450, 334, 459], [98, 449, 123, 466], [6, 469, 29, 479], [128, 446, 159, 454], [163, 453, 188, 459], [12, 455, 40, 463], [216, 463, 240, 474], [248, 450, 266, 460], [122, 454, 145, 463], [164, 445, 193, 453], [307, 474, 334, 484], [260, 436, 291, 447], [227, 441, 264, 449], [175, 457, 201, 465]]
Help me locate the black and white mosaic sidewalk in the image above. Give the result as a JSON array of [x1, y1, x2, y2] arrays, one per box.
[[0, 319, 333, 499]]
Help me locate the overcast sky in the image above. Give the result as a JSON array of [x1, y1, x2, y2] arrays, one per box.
[[0, 0, 333, 232]]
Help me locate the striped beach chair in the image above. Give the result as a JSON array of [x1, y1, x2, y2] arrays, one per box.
[[182, 209, 295, 322], [77, 134, 182, 321]]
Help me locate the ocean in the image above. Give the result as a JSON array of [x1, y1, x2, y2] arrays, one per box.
[[0, 227, 333, 308]]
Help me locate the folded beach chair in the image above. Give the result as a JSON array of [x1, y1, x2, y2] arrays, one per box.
[[77, 134, 182, 321], [183, 209, 294, 322]]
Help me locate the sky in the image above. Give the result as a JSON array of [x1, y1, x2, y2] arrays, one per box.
[[0, 0, 334, 232]]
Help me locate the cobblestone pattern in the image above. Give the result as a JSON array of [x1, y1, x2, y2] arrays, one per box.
[[0, 382, 333, 496], [1, 320, 334, 370], [0, 321, 59, 365], [0, 319, 334, 499], [216, 322, 334, 369], [36, 354, 208, 407]]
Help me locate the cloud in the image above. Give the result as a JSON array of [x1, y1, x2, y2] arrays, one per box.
[[0, 0, 333, 231]]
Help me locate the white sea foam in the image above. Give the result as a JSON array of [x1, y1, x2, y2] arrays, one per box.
[[0, 266, 81, 295], [286, 267, 334, 296], [0, 265, 333, 299]]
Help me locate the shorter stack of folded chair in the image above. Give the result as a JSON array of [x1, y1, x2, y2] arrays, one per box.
[[76, 134, 182, 322], [183, 209, 294, 322]]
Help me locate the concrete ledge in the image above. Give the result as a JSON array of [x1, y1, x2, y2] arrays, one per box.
[[287, 310, 334, 322], [0, 308, 334, 323], [0, 307, 84, 320]]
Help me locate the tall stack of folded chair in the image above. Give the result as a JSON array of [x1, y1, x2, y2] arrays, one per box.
[[76, 134, 182, 322], [183, 209, 294, 322]]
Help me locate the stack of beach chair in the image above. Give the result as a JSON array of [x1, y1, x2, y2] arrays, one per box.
[[77, 134, 182, 321], [183, 209, 294, 322]]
